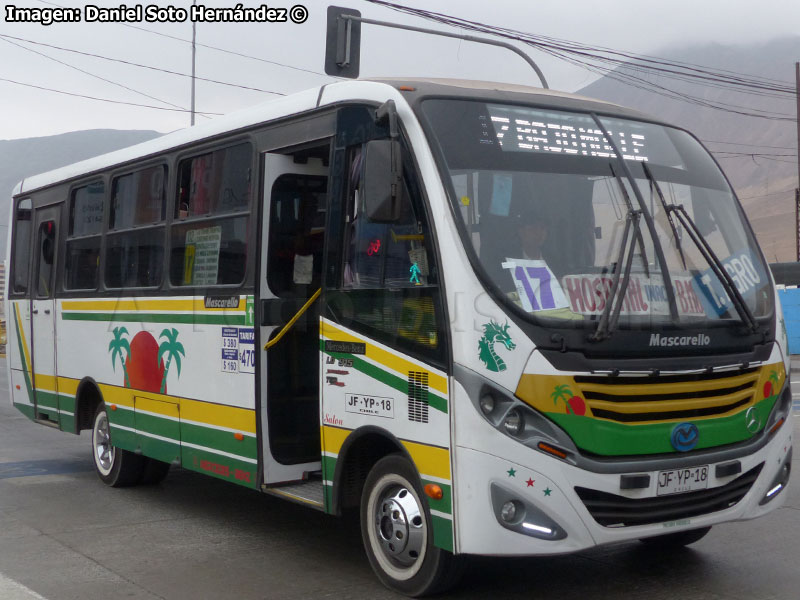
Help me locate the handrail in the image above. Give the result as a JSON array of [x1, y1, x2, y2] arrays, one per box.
[[263, 288, 321, 350]]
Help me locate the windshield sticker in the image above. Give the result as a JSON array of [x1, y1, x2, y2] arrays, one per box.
[[478, 320, 516, 372], [502, 259, 568, 312], [561, 274, 705, 317], [693, 248, 765, 317]]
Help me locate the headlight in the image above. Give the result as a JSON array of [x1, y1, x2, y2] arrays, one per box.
[[503, 409, 524, 436], [479, 393, 496, 415]]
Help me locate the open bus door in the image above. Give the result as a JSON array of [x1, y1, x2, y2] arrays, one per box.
[[258, 146, 330, 490], [30, 204, 61, 426]]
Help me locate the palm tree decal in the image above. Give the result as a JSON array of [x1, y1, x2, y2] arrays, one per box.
[[109, 326, 131, 388], [550, 383, 587, 416], [158, 328, 185, 394]]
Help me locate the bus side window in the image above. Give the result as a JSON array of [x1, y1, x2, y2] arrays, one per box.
[[334, 145, 443, 358], [171, 143, 252, 287], [11, 198, 33, 294]]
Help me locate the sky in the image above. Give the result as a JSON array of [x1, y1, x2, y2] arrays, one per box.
[[1, 0, 800, 140]]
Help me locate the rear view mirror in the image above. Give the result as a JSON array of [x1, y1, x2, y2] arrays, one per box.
[[362, 139, 403, 222]]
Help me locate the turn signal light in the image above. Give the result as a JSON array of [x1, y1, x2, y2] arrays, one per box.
[[537, 442, 568, 460], [424, 484, 443, 500], [769, 417, 786, 436], [234, 432, 244, 441]]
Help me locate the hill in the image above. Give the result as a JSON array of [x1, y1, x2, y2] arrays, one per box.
[[0, 129, 162, 259], [577, 37, 799, 262]]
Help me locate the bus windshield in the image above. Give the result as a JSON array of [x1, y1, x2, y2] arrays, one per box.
[[421, 99, 773, 330]]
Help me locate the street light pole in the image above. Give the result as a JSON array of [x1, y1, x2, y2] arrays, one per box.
[[191, 0, 197, 126]]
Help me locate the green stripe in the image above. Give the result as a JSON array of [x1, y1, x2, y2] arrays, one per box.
[[549, 394, 780, 456], [35, 390, 59, 410], [13, 402, 35, 420], [322, 344, 447, 414], [322, 455, 338, 514], [431, 514, 454, 553], [62, 312, 245, 325], [421, 479, 452, 515], [181, 421, 257, 459], [135, 412, 180, 442], [182, 446, 257, 489]]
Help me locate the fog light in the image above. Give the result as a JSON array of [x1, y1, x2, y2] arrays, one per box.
[[501, 501, 517, 522], [479, 394, 496, 415], [503, 409, 524, 436]]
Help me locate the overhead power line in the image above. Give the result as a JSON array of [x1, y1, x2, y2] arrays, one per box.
[[34, 0, 338, 81], [0, 35, 189, 113], [363, 0, 798, 122], [0, 34, 286, 96], [0, 77, 224, 115]]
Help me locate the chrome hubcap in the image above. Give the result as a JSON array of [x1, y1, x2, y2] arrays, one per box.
[[373, 486, 425, 567], [94, 412, 114, 472]]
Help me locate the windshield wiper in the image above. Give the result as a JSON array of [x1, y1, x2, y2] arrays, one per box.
[[664, 203, 760, 333], [609, 164, 650, 278], [641, 162, 687, 270], [591, 207, 643, 342]]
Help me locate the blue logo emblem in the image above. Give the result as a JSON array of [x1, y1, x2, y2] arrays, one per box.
[[671, 423, 699, 452]]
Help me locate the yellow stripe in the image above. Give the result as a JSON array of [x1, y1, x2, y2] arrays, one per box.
[[92, 382, 256, 433], [61, 298, 244, 312], [135, 396, 179, 418], [321, 425, 350, 455], [321, 426, 450, 481], [402, 439, 451, 481], [14, 303, 32, 372], [321, 321, 447, 395]]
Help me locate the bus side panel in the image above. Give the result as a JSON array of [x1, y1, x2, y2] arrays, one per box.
[[320, 319, 454, 552], [57, 295, 259, 488], [8, 300, 35, 420]]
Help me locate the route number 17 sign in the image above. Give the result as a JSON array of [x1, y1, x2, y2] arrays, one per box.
[[502, 258, 568, 313]]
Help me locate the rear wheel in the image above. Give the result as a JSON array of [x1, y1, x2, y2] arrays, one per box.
[[360, 454, 463, 597], [140, 458, 171, 485], [640, 526, 711, 548], [91, 404, 144, 487]]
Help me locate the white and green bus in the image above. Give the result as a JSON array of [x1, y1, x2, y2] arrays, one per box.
[[5, 78, 793, 596]]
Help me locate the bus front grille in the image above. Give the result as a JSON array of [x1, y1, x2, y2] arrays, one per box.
[[573, 367, 760, 423], [574, 463, 763, 527]]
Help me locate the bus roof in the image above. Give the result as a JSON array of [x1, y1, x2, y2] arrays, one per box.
[[13, 78, 653, 197]]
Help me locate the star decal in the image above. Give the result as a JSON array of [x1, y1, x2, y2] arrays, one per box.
[[543, 487, 552, 497], [507, 468, 516, 477], [526, 478, 535, 487]]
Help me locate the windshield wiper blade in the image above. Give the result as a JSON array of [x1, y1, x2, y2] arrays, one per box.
[[666, 204, 759, 333], [641, 162, 687, 270], [591, 208, 643, 342], [609, 164, 649, 277]]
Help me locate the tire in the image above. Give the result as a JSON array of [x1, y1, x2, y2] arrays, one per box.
[[360, 454, 463, 597], [139, 458, 171, 485], [91, 404, 144, 487], [640, 526, 711, 548]]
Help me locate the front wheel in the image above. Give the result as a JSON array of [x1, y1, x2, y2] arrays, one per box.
[[91, 404, 144, 487], [360, 454, 463, 597]]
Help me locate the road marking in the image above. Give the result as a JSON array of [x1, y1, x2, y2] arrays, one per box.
[[0, 573, 48, 600]]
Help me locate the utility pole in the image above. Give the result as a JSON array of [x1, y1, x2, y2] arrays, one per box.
[[190, 0, 197, 126]]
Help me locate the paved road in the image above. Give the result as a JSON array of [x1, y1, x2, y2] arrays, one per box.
[[0, 359, 798, 600]]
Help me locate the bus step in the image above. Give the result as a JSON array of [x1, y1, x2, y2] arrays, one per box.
[[263, 480, 325, 510]]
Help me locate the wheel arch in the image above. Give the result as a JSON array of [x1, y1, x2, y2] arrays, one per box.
[[74, 377, 104, 434], [331, 425, 415, 515]]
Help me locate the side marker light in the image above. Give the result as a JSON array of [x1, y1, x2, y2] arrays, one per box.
[[538, 442, 568, 460], [110, 404, 117, 411], [424, 484, 443, 500], [234, 432, 244, 441]]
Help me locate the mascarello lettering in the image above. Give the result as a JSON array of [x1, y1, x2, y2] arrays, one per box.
[[649, 333, 711, 347]]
